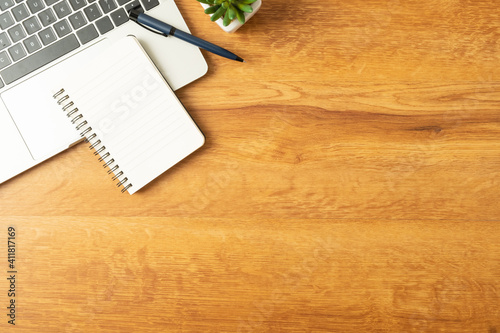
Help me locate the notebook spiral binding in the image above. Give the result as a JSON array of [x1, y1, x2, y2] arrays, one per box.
[[53, 88, 133, 193]]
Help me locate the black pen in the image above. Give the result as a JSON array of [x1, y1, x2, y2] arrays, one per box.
[[129, 7, 244, 62]]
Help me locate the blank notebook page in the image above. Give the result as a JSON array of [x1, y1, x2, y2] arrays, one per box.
[[56, 36, 204, 194]]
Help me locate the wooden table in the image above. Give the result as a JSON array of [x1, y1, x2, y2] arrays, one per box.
[[1, 0, 499, 331]]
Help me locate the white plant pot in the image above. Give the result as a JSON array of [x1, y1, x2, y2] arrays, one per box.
[[200, 0, 262, 33]]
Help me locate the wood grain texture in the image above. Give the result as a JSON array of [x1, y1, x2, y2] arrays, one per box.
[[1, 0, 499, 331]]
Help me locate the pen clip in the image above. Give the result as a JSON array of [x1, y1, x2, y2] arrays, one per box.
[[133, 20, 169, 37], [129, 6, 172, 38]]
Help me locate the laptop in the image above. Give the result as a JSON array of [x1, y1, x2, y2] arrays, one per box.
[[0, 0, 207, 184]]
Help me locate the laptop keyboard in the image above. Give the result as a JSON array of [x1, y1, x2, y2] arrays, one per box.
[[0, 0, 158, 87]]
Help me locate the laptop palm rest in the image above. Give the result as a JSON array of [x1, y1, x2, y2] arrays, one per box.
[[1, 39, 110, 161]]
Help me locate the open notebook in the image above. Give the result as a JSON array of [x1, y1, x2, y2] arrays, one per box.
[[52, 36, 205, 194]]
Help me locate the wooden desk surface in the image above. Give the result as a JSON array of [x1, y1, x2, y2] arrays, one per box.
[[1, 0, 499, 331]]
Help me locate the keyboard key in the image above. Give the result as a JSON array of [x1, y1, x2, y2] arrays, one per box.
[[124, 0, 139, 12], [0, 0, 15, 11], [95, 15, 112, 34], [53, 19, 72, 37], [23, 34, 41, 53], [38, 26, 56, 45], [0, 32, 11, 51], [68, 11, 86, 29], [69, 0, 86, 11], [116, 0, 131, 6], [84, 3, 102, 22], [7, 24, 26, 43], [0, 12, 15, 30], [98, 0, 116, 14], [140, 0, 158, 11], [0, 51, 11, 70], [38, 8, 56, 26], [0, 34, 79, 85], [110, 7, 127, 27], [76, 24, 98, 44], [8, 43, 26, 62], [26, 0, 45, 14], [22, 16, 42, 34], [12, 3, 30, 22], [53, 0, 71, 19], [44, 0, 58, 5]]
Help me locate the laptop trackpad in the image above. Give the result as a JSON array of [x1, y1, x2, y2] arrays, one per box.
[[1, 39, 110, 161], [0, 104, 33, 183]]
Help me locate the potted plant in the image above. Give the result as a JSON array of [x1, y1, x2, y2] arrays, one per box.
[[197, 0, 262, 33]]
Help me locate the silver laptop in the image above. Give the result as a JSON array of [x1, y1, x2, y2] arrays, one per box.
[[0, 0, 207, 184]]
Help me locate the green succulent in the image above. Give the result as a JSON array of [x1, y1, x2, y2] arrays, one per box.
[[197, 0, 257, 26]]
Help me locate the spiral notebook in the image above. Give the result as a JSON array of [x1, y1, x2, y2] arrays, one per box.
[[52, 36, 205, 194]]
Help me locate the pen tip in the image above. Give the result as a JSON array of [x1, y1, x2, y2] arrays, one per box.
[[236, 56, 244, 62]]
